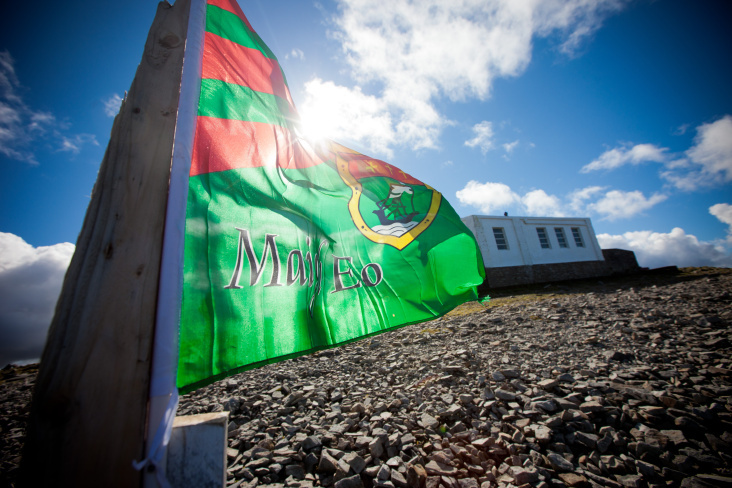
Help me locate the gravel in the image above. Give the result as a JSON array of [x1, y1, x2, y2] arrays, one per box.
[[2, 267, 731, 488]]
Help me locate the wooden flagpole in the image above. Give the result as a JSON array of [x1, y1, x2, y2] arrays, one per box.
[[20, 0, 191, 486]]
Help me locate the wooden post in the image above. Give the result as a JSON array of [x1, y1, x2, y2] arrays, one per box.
[[166, 412, 230, 487], [19, 0, 191, 486]]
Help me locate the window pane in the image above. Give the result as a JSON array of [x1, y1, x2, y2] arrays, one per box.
[[536, 228, 550, 249], [571, 227, 585, 247], [492, 227, 508, 250], [554, 227, 568, 248]]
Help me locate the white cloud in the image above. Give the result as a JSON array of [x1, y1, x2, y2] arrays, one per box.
[[299, 78, 396, 156], [522, 189, 564, 217], [597, 228, 732, 269], [503, 140, 519, 154], [457, 181, 665, 220], [0, 50, 97, 165], [465, 121, 495, 154], [685, 115, 732, 183], [309, 0, 627, 155], [58, 133, 98, 155], [588, 189, 667, 221], [456, 181, 564, 217], [0, 50, 49, 165], [710, 203, 732, 227], [581, 143, 668, 173], [0, 232, 74, 366], [456, 180, 521, 214], [28, 111, 56, 133], [584, 115, 732, 191], [0, 50, 21, 104], [710, 203, 732, 243], [659, 165, 702, 192], [103, 93, 123, 117], [286, 48, 305, 60], [660, 115, 732, 190], [567, 185, 605, 213]]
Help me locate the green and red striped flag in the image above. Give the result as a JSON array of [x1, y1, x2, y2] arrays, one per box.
[[174, 0, 485, 392]]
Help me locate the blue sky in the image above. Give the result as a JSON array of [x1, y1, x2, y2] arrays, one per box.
[[1, 0, 731, 364]]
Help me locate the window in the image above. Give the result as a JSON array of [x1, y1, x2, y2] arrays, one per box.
[[536, 227, 551, 249], [554, 227, 568, 248], [492, 227, 509, 250], [571, 227, 585, 247]]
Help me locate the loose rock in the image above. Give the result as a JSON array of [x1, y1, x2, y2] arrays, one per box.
[[2, 268, 731, 488]]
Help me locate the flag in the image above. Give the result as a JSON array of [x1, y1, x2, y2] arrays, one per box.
[[175, 0, 485, 392]]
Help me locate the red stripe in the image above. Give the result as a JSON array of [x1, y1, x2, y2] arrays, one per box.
[[202, 32, 295, 109], [207, 0, 254, 31], [345, 158, 423, 185], [191, 117, 323, 176]]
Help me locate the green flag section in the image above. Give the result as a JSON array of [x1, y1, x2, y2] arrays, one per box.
[[177, 0, 485, 392]]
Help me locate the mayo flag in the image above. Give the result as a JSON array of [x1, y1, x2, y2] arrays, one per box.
[[174, 0, 485, 392]]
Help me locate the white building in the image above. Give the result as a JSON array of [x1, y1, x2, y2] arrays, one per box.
[[461, 215, 604, 268], [461, 215, 637, 288]]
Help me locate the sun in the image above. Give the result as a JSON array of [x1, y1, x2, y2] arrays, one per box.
[[297, 104, 337, 147]]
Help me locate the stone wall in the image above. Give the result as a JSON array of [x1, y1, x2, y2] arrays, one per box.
[[483, 248, 641, 288], [602, 248, 642, 274]]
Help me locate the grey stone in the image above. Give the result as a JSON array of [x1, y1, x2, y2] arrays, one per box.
[[377, 464, 391, 481], [457, 478, 478, 488], [302, 436, 322, 451], [492, 371, 506, 382], [248, 457, 273, 469], [635, 459, 656, 478], [579, 401, 604, 414], [683, 475, 732, 487], [420, 413, 439, 430], [557, 472, 588, 487], [424, 461, 458, 476], [8, 271, 732, 488], [597, 433, 613, 453], [391, 470, 408, 488], [494, 389, 516, 401], [318, 451, 340, 473], [574, 432, 599, 449], [547, 452, 574, 472], [285, 465, 306, 480], [509, 466, 539, 485], [334, 475, 365, 488], [616, 474, 642, 488], [535, 425, 553, 443], [533, 400, 559, 412], [369, 439, 384, 460], [284, 392, 304, 407], [342, 452, 366, 474]]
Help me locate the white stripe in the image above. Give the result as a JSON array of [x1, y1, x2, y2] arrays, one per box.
[[137, 0, 207, 485]]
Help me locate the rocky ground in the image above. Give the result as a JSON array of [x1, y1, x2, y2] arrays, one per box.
[[2, 267, 731, 488], [0, 363, 35, 488]]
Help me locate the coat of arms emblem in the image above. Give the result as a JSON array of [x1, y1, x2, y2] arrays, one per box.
[[332, 144, 442, 250]]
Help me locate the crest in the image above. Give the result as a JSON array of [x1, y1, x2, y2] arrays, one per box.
[[334, 147, 441, 250]]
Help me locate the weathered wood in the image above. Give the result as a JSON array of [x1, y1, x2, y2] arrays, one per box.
[[20, 1, 191, 486], [166, 412, 229, 487]]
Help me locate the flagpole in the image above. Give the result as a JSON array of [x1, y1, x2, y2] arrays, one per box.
[[139, 0, 207, 485], [19, 1, 194, 486]]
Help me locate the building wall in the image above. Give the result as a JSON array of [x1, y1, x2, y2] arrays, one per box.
[[481, 260, 611, 288], [462, 215, 604, 269], [480, 249, 641, 289]]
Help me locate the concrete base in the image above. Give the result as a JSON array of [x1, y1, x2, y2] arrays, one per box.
[[481, 249, 642, 289], [166, 411, 229, 488]]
